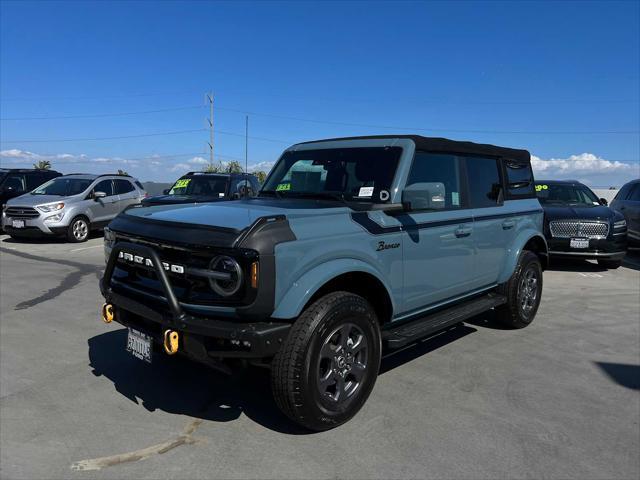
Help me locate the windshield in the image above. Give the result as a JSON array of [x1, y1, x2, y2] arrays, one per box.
[[262, 147, 402, 202], [32, 177, 93, 196], [168, 176, 228, 196], [535, 183, 600, 206]]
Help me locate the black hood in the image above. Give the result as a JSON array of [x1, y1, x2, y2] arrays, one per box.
[[542, 204, 620, 222], [141, 194, 226, 206]]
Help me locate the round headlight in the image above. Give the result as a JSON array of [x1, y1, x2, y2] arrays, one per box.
[[208, 255, 243, 297]]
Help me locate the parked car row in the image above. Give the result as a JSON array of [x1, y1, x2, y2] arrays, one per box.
[[1, 170, 261, 242]]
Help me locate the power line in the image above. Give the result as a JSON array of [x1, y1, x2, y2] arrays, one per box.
[[0, 105, 203, 121], [0, 128, 207, 143], [216, 106, 640, 135], [0, 90, 201, 102]]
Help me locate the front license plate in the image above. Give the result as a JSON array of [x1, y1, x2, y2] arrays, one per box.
[[570, 238, 589, 249], [126, 328, 152, 363], [11, 219, 25, 229]]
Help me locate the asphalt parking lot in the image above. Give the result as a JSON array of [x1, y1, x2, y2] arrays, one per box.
[[0, 234, 639, 479]]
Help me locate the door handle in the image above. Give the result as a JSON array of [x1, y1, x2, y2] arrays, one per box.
[[502, 220, 516, 230], [455, 227, 472, 238]]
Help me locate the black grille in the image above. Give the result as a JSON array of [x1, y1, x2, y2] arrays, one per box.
[[5, 207, 40, 219]]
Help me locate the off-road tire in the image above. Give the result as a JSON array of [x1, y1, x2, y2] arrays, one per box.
[[495, 250, 543, 329], [67, 216, 90, 243], [597, 258, 622, 269], [271, 291, 381, 431]]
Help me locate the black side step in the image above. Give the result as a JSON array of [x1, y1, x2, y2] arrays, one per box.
[[382, 293, 507, 349]]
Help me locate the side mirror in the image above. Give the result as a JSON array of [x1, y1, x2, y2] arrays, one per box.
[[162, 189, 170, 195], [93, 191, 107, 200], [599, 198, 608, 206]]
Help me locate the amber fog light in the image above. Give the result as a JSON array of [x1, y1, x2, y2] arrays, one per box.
[[209, 255, 243, 296]]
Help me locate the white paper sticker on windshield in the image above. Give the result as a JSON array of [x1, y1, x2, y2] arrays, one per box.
[[219, 193, 225, 197], [452, 192, 460, 206], [358, 186, 374, 197]]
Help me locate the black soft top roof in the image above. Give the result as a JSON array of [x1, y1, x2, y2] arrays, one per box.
[[298, 135, 530, 163]]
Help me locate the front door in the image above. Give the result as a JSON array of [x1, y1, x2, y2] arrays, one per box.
[[89, 179, 118, 222], [400, 152, 475, 317]]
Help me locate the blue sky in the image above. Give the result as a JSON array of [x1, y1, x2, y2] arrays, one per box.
[[1, 0, 638, 186]]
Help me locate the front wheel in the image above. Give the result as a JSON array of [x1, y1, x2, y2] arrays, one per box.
[[597, 258, 622, 269], [67, 216, 90, 243], [271, 291, 381, 431], [495, 250, 543, 329]]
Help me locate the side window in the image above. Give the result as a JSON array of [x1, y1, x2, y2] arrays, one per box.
[[628, 184, 640, 201], [405, 152, 464, 210], [93, 180, 114, 197], [26, 173, 47, 191], [465, 157, 502, 208], [2, 174, 26, 192], [114, 179, 135, 195], [504, 159, 535, 198], [134, 180, 144, 190], [249, 177, 260, 196], [230, 178, 255, 198]]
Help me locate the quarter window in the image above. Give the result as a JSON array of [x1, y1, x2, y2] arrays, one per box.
[[406, 153, 464, 210], [504, 159, 534, 197], [628, 184, 640, 201], [465, 157, 502, 208]]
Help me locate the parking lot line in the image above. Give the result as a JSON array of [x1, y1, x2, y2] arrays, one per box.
[[69, 245, 102, 252]]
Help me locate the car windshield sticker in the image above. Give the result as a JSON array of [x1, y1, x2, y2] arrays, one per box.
[[358, 186, 374, 197], [379, 190, 390, 201], [219, 193, 225, 197], [174, 178, 191, 189], [535, 184, 548, 192], [276, 183, 291, 191], [451, 191, 460, 205]]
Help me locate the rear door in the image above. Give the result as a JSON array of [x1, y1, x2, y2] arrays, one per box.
[[113, 179, 140, 212], [623, 183, 640, 245], [401, 152, 475, 313], [465, 156, 512, 288]]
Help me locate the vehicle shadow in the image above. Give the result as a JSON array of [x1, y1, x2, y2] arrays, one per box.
[[622, 252, 640, 271], [88, 323, 476, 434], [1, 230, 103, 244], [594, 362, 640, 390], [546, 258, 608, 272]]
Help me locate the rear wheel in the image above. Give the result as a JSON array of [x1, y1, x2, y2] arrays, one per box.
[[597, 258, 622, 269], [495, 251, 543, 329], [67, 216, 90, 243], [271, 291, 381, 431]]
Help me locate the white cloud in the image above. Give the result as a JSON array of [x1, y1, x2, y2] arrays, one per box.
[[170, 163, 191, 172], [531, 153, 637, 175], [248, 160, 275, 172], [187, 156, 208, 165]]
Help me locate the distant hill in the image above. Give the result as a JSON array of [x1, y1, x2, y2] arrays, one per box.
[[142, 182, 173, 195]]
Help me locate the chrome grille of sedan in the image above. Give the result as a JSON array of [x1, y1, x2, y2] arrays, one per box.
[[5, 207, 40, 219], [549, 220, 609, 239]]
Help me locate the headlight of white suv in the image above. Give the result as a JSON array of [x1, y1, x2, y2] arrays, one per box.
[[614, 219, 627, 229], [37, 202, 65, 213]]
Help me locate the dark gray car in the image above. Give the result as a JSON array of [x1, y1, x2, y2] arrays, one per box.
[[610, 179, 640, 248]]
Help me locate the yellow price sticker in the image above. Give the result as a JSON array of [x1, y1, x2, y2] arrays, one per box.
[[535, 184, 548, 192], [276, 183, 291, 191], [174, 178, 191, 189]]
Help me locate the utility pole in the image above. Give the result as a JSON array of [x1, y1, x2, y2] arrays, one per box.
[[206, 92, 214, 170], [245, 115, 249, 175]]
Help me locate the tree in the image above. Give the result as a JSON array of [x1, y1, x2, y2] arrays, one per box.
[[33, 160, 51, 170], [225, 161, 243, 173], [204, 163, 223, 173], [117, 169, 128, 175], [253, 171, 267, 184]]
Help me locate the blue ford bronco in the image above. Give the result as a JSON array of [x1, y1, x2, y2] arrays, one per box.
[[100, 135, 546, 431]]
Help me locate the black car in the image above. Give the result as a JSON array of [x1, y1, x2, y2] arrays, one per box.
[[610, 179, 640, 249], [141, 172, 260, 207], [0, 168, 62, 211], [535, 180, 627, 268]]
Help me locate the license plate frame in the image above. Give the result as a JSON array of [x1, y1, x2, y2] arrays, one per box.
[[11, 219, 25, 229], [126, 328, 153, 363], [569, 238, 590, 249]]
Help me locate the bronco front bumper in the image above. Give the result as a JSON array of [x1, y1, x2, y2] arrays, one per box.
[[100, 241, 291, 361]]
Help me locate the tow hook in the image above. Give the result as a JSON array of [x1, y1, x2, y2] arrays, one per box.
[[163, 329, 180, 355], [101, 303, 114, 324]]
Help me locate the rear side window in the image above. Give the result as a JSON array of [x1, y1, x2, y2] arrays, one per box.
[[464, 157, 502, 208], [2, 174, 26, 191], [504, 159, 535, 198], [134, 180, 144, 190], [26, 173, 48, 190], [114, 179, 135, 194], [93, 179, 114, 197], [628, 184, 640, 201], [406, 152, 464, 210]]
